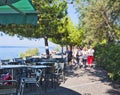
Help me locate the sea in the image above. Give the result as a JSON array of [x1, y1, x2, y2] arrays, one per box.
[[0, 46, 56, 60]]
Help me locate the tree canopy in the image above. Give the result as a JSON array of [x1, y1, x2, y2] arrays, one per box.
[[75, 0, 120, 45]]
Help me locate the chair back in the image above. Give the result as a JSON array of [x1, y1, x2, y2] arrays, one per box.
[[21, 68, 42, 83], [55, 62, 65, 71], [19, 68, 43, 95], [8, 61, 20, 65], [1, 59, 10, 65], [13, 58, 25, 65], [0, 80, 18, 95], [54, 62, 65, 83]]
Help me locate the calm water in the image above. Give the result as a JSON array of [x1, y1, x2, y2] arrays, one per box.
[[0, 46, 55, 59]]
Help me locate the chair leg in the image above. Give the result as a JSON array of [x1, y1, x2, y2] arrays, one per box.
[[19, 80, 25, 95], [62, 72, 65, 83]]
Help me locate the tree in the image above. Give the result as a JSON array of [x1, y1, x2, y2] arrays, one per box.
[[33, 0, 68, 57], [19, 48, 39, 58], [66, 18, 84, 46], [75, 0, 120, 44], [49, 17, 84, 46]]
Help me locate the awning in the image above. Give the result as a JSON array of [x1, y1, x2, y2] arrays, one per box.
[[0, 0, 20, 6], [0, 0, 38, 25]]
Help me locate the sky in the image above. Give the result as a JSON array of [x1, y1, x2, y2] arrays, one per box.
[[68, 3, 79, 24], [0, 4, 78, 46]]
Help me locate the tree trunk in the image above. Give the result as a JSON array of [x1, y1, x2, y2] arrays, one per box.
[[103, 11, 115, 43], [61, 45, 63, 58], [44, 36, 50, 58]]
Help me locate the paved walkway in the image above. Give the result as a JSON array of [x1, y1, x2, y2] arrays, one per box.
[[45, 65, 120, 95], [24, 64, 120, 95]]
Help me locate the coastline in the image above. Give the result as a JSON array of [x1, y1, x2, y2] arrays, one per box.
[[0, 46, 56, 59]]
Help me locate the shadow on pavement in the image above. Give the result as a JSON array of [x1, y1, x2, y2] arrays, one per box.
[[75, 65, 120, 95], [64, 64, 120, 95], [23, 86, 82, 95], [106, 81, 120, 95], [46, 86, 81, 95]]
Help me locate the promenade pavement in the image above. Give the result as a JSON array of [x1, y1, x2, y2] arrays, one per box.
[[25, 64, 120, 95], [45, 65, 120, 95]]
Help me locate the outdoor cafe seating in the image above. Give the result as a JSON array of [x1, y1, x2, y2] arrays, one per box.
[[40, 58, 65, 88], [0, 57, 66, 95], [0, 64, 49, 95]]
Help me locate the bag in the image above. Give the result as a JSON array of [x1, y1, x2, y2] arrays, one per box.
[[2, 73, 12, 85]]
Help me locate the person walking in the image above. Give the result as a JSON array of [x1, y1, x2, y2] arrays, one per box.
[[77, 47, 83, 68], [72, 45, 78, 65], [66, 46, 73, 71], [87, 45, 95, 67], [66, 46, 72, 66], [82, 46, 88, 68]]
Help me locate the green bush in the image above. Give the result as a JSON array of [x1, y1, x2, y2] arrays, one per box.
[[19, 48, 39, 58], [95, 43, 120, 82]]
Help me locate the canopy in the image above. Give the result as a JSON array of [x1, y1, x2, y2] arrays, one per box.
[[0, 0, 38, 25], [0, 0, 20, 6]]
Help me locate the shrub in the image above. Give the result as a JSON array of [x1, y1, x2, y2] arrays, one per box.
[[95, 43, 120, 82], [19, 48, 39, 58]]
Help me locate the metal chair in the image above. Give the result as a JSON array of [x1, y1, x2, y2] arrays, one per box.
[[43, 63, 58, 89], [0, 80, 18, 95], [54, 62, 65, 83], [19, 69, 42, 95], [44, 62, 65, 89]]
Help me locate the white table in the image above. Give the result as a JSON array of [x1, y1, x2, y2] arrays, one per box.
[[36, 61, 55, 65], [0, 65, 50, 69], [0, 65, 51, 78], [0, 65, 26, 69], [27, 65, 50, 69]]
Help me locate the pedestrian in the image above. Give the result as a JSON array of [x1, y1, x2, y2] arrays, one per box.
[[82, 46, 88, 68], [66, 46, 72, 66], [88, 45, 95, 67], [77, 47, 83, 68], [72, 45, 78, 65]]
